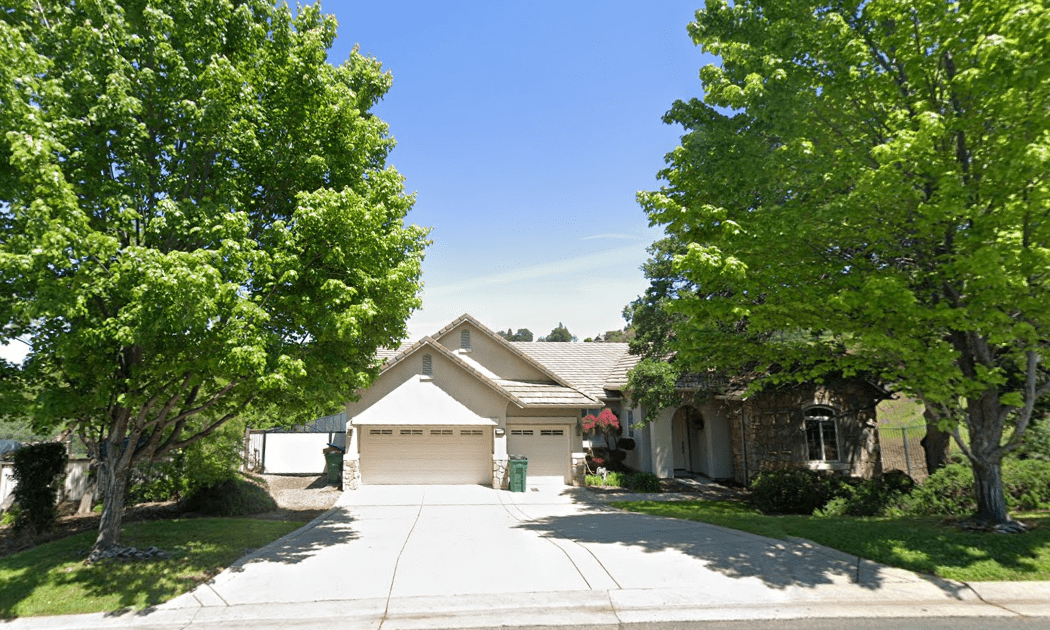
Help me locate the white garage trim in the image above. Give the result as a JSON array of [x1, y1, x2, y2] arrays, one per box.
[[507, 424, 570, 484], [360, 425, 492, 485]]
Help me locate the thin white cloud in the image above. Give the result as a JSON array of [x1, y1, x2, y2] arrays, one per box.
[[581, 233, 639, 241], [424, 243, 644, 297]]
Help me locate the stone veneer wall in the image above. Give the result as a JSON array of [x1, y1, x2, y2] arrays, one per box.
[[342, 456, 361, 490], [570, 453, 587, 487], [492, 457, 508, 489], [727, 380, 882, 486]]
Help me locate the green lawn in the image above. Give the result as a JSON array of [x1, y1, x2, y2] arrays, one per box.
[[0, 518, 301, 618], [613, 500, 1050, 582]]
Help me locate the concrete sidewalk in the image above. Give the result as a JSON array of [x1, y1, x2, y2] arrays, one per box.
[[4, 485, 1049, 629]]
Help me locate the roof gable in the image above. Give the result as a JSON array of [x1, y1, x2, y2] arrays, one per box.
[[432, 314, 575, 386]]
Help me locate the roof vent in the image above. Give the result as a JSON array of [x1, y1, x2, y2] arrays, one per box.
[[422, 353, 433, 376], [460, 329, 471, 350]]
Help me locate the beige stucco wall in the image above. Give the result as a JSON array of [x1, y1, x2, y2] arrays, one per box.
[[436, 322, 550, 382], [345, 344, 510, 457]]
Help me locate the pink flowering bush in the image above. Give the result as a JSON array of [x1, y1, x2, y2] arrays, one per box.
[[583, 408, 621, 462]]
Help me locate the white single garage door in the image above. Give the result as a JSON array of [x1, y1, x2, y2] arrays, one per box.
[[360, 426, 491, 485], [507, 425, 570, 484]]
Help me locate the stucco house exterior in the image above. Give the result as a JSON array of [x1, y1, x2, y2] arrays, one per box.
[[341, 314, 885, 489]]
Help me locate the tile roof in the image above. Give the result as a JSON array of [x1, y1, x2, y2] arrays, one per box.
[[494, 380, 597, 406], [602, 351, 642, 391], [512, 342, 631, 400]]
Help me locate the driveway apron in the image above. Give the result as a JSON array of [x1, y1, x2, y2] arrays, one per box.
[[149, 483, 1024, 627]]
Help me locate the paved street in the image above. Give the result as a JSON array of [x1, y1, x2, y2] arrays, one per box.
[[5, 484, 1050, 629]]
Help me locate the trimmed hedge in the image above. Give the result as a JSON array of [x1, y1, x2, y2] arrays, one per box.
[[181, 475, 277, 516], [750, 468, 849, 515], [11, 442, 68, 536]]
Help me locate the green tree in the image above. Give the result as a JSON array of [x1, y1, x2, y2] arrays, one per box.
[[540, 323, 573, 343], [497, 328, 534, 342], [0, 0, 428, 556], [638, 0, 1049, 530]]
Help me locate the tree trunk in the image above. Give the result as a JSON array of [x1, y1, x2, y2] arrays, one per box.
[[89, 456, 130, 560], [964, 394, 1026, 533], [921, 407, 951, 475], [969, 459, 1025, 531]]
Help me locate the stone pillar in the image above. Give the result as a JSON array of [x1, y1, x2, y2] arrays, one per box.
[[343, 456, 361, 491], [492, 456, 508, 490], [571, 452, 587, 487]]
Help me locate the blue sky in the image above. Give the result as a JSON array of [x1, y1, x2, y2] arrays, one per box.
[[0, 2, 714, 363], [329, 1, 715, 340]]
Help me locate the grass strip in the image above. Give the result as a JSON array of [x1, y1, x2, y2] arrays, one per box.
[[612, 500, 1050, 582], [0, 518, 301, 618]]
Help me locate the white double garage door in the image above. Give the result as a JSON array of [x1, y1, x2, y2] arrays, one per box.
[[359, 424, 570, 485]]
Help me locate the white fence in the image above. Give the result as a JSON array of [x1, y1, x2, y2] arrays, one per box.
[[246, 431, 345, 474], [0, 459, 93, 508]]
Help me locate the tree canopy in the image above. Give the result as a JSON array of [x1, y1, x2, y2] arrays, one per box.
[[539, 323, 574, 343], [637, 0, 1049, 529], [0, 0, 429, 553], [498, 328, 534, 342]]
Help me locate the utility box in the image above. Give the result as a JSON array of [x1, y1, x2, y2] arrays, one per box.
[[508, 455, 528, 492]]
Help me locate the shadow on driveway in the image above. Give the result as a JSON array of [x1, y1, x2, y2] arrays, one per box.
[[515, 506, 970, 599]]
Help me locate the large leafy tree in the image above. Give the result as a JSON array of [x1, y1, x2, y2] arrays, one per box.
[[638, 0, 1049, 530], [0, 0, 429, 555]]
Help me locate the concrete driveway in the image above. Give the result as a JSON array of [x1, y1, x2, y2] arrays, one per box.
[[12, 485, 1047, 629]]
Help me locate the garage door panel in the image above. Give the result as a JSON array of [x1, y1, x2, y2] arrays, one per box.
[[361, 426, 491, 485], [507, 425, 569, 484]]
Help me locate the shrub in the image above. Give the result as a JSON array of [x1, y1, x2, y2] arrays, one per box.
[[181, 475, 276, 516], [901, 458, 1050, 516], [1003, 458, 1050, 511], [11, 442, 68, 536], [815, 470, 916, 517], [626, 472, 661, 493], [585, 471, 627, 488], [1018, 419, 1050, 461], [617, 438, 636, 451], [127, 418, 246, 504], [903, 462, 975, 515], [750, 468, 849, 515]]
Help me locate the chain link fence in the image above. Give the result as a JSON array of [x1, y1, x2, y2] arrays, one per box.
[[878, 425, 929, 482]]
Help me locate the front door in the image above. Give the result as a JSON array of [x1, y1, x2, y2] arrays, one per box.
[[672, 414, 690, 471]]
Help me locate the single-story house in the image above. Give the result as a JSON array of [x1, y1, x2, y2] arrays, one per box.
[[341, 314, 885, 489]]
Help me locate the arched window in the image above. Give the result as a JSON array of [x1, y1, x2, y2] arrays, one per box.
[[804, 406, 839, 462], [422, 354, 433, 376]]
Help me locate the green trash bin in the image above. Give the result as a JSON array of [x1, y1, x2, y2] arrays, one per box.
[[324, 449, 343, 485], [508, 455, 528, 492]]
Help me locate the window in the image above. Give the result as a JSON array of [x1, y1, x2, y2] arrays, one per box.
[[369, 429, 392, 435], [430, 429, 453, 436], [805, 407, 839, 461], [510, 429, 533, 436], [400, 429, 423, 435], [540, 429, 564, 436], [627, 410, 634, 438], [460, 429, 483, 436], [460, 329, 471, 350]]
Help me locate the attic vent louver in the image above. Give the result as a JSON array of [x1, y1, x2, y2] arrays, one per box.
[[422, 353, 432, 376], [460, 329, 471, 350]]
